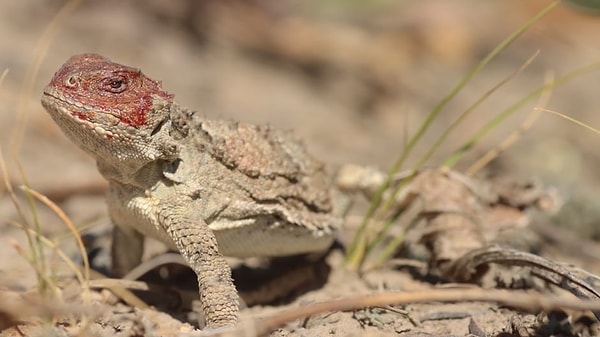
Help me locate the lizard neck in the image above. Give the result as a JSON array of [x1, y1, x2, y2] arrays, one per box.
[[98, 159, 170, 190], [92, 104, 188, 189]]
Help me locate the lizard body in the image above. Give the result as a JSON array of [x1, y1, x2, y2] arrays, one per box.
[[41, 53, 343, 328]]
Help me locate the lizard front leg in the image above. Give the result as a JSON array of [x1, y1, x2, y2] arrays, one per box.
[[157, 203, 239, 329], [111, 224, 144, 277]]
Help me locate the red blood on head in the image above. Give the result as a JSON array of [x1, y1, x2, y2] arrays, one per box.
[[48, 53, 173, 127]]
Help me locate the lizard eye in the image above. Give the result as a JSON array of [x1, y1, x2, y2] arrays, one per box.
[[102, 76, 128, 93]]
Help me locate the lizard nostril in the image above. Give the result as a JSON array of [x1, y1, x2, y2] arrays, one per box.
[[65, 75, 77, 87]]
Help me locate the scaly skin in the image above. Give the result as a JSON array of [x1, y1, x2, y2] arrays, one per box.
[[41, 54, 343, 328]]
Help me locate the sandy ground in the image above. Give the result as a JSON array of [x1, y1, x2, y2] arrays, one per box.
[[2, 1, 600, 336]]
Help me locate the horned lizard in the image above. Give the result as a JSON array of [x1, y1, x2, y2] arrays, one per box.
[[41, 53, 345, 329]]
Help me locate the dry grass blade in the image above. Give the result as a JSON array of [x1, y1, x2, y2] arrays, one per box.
[[15, 160, 48, 286], [9, 223, 85, 289], [254, 287, 600, 336], [0, 69, 7, 90], [19, 186, 90, 291], [86, 269, 149, 310], [88, 278, 151, 292], [447, 245, 600, 320], [10, 239, 60, 299], [345, 0, 561, 271], [87, 254, 198, 311], [122, 252, 187, 282], [444, 60, 600, 168], [537, 107, 600, 135], [11, 0, 82, 152], [416, 50, 540, 172], [0, 288, 92, 331], [465, 71, 554, 176], [0, 149, 51, 294], [361, 51, 542, 269], [87, 254, 187, 310]]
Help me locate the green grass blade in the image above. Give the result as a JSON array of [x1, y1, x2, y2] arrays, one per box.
[[345, 0, 562, 270], [444, 61, 600, 168], [414, 51, 539, 171]]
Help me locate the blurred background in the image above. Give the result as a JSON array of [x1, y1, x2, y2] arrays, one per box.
[[1, 0, 600, 286]]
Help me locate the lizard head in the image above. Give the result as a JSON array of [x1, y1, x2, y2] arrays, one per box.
[[41, 54, 180, 178]]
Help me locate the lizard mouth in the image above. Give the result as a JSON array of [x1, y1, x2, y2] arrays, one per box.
[[42, 89, 93, 116], [42, 89, 121, 127], [42, 91, 87, 120], [41, 90, 121, 140]]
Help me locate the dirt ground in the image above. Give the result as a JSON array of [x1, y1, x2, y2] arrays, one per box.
[[2, 1, 600, 336]]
